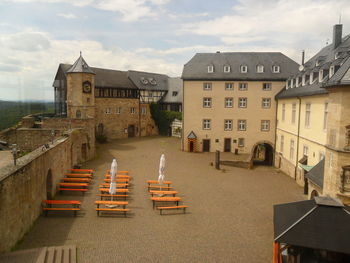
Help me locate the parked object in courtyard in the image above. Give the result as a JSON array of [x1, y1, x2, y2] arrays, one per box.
[[158, 154, 165, 193], [109, 158, 117, 204]]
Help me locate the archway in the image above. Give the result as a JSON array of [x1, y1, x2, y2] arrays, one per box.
[[310, 190, 319, 199], [97, 123, 104, 135], [46, 169, 53, 200], [251, 142, 274, 166]]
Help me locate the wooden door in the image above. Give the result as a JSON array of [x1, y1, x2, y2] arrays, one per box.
[[128, 125, 135, 138], [203, 139, 210, 152], [224, 138, 231, 152]]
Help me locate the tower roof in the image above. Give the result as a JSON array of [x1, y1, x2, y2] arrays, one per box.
[[66, 53, 95, 74]]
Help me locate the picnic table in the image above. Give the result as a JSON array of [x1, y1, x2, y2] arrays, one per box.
[[42, 200, 81, 216], [150, 197, 181, 209], [149, 190, 178, 197], [147, 180, 172, 187], [94, 201, 128, 209], [105, 174, 131, 179], [94, 200, 130, 217], [62, 178, 91, 183], [99, 183, 128, 188], [106, 170, 129, 174], [104, 178, 129, 183], [99, 188, 129, 194], [65, 173, 92, 178], [71, 169, 94, 174], [59, 183, 89, 188]]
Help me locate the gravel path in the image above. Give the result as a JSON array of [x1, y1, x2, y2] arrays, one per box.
[[17, 136, 304, 262]]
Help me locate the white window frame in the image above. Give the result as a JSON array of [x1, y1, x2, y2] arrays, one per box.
[[240, 65, 248, 73], [291, 103, 296, 124], [203, 83, 212, 90], [130, 107, 136, 114], [239, 83, 248, 91], [262, 98, 271, 108], [238, 120, 246, 131], [225, 97, 233, 108], [261, 120, 270, 131], [273, 65, 280, 73], [238, 138, 245, 147], [262, 83, 272, 91], [203, 119, 211, 130], [257, 65, 264, 73], [225, 83, 234, 90], [305, 103, 311, 128], [303, 145, 309, 157], [105, 108, 112, 114], [207, 65, 214, 73], [224, 119, 233, 131], [116, 107, 121, 114], [224, 65, 231, 73], [203, 97, 212, 108], [238, 97, 247, 108]]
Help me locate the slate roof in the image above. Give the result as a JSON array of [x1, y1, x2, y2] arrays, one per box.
[[274, 197, 350, 254], [66, 54, 95, 74], [127, 70, 169, 91], [276, 31, 350, 99], [305, 159, 325, 188], [160, 77, 183, 104], [182, 52, 299, 80]]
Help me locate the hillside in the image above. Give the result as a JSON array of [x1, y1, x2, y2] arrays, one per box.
[[0, 101, 54, 131]]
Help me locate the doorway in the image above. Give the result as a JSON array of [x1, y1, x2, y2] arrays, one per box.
[[189, 141, 194, 152], [128, 125, 135, 137], [252, 143, 274, 166], [203, 139, 210, 152], [224, 138, 231, 152]]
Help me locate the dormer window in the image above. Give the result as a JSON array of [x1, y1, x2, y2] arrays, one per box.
[[208, 65, 214, 73], [273, 65, 280, 73], [302, 75, 306, 86], [319, 70, 324, 82], [286, 80, 289, 89], [257, 65, 264, 73], [335, 52, 341, 59], [240, 65, 248, 73], [224, 65, 231, 73], [290, 78, 294, 88], [330, 66, 335, 77], [172, 91, 178, 96], [296, 77, 300, 87]]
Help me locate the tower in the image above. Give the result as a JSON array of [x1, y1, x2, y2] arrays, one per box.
[[66, 53, 96, 119]]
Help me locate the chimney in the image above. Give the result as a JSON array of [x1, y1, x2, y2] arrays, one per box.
[[301, 50, 305, 65], [333, 24, 343, 49]]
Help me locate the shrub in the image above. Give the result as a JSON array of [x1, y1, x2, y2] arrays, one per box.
[[150, 103, 182, 136]]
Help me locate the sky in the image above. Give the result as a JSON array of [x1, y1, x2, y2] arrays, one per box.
[[0, 0, 350, 101]]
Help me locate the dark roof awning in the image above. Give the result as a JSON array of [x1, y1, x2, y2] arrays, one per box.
[[298, 155, 308, 165], [187, 131, 197, 139], [274, 197, 350, 254], [305, 159, 325, 188]]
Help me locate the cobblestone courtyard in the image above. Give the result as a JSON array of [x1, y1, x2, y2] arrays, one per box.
[[17, 136, 304, 262]]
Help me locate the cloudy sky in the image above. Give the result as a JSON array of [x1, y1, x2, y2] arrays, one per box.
[[0, 0, 349, 101]]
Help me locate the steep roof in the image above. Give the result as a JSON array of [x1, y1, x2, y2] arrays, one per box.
[[182, 52, 299, 80], [161, 77, 183, 103], [127, 70, 169, 91], [305, 159, 325, 188], [66, 54, 95, 74]]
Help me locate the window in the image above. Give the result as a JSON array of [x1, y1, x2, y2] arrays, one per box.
[[290, 139, 295, 160], [262, 98, 271, 108], [116, 107, 122, 114], [239, 83, 248, 90], [280, 135, 284, 152], [149, 91, 153, 97], [282, 104, 286, 121], [239, 97, 247, 108], [238, 120, 246, 131], [172, 91, 178, 96], [257, 65, 264, 73], [238, 138, 245, 147], [305, 103, 311, 128], [303, 145, 309, 156], [323, 103, 328, 130], [319, 152, 325, 161], [225, 97, 233, 108], [273, 65, 280, 73], [203, 83, 212, 90], [224, 65, 231, 73], [203, 97, 212, 108], [207, 65, 214, 73], [225, 83, 234, 90], [130, 107, 136, 114], [240, 65, 248, 73], [224, 120, 232, 131], [261, 120, 270, 131], [262, 83, 272, 91], [203, 119, 211, 130], [105, 108, 112, 114], [291, 103, 296, 124], [141, 107, 147, 114]]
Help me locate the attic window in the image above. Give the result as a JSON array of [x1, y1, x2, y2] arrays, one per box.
[[224, 65, 231, 73], [319, 70, 324, 82], [273, 65, 280, 73], [257, 65, 264, 73], [240, 65, 248, 73], [172, 91, 178, 96], [335, 52, 341, 59], [140, 77, 149, 85], [330, 66, 335, 77], [208, 65, 214, 73]]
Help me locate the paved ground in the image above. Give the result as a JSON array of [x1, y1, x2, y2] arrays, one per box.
[[16, 136, 304, 263]]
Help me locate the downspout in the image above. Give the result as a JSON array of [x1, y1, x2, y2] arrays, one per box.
[[181, 80, 185, 151], [273, 99, 278, 167], [294, 97, 302, 180]]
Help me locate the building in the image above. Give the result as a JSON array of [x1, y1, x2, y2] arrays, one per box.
[[275, 24, 350, 203], [181, 52, 299, 163], [159, 77, 183, 112], [53, 54, 182, 139]]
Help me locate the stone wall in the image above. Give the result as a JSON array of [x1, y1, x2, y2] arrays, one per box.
[[140, 103, 158, 137], [0, 129, 92, 253]]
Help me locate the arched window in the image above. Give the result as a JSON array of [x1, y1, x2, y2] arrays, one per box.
[[76, 110, 81, 119], [240, 65, 248, 73], [257, 64, 264, 73]]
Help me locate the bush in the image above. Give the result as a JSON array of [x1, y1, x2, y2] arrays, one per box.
[[96, 134, 107, 143], [150, 103, 182, 136]]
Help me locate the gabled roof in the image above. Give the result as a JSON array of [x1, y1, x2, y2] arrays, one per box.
[[182, 52, 299, 80], [187, 131, 197, 139], [305, 159, 325, 188], [160, 77, 183, 103], [274, 197, 350, 254], [127, 70, 169, 91], [66, 54, 95, 74]]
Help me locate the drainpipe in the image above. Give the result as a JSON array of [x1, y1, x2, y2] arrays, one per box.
[[294, 97, 302, 180], [181, 80, 185, 151], [273, 99, 278, 167]]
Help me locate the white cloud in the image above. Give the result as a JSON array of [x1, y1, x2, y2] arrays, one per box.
[[57, 13, 77, 19]]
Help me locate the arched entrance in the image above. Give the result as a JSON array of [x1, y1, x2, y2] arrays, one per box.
[[310, 190, 319, 199], [46, 169, 53, 200], [187, 131, 197, 152], [128, 125, 135, 137], [251, 142, 274, 166]]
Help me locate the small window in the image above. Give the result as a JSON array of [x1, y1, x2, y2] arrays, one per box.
[[239, 83, 248, 91], [282, 104, 286, 121], [141, 107, 147, 115], [224, 120, 232, 131], [273, 65, 280, 73], [105, 108, 112, 114], [238, 138, 245, 147], [207, 65, 214, 73], [203, 119, 211, 130], [262, 83, 272, 91], [305, 103, 311, 128], [290, 139, 295, 160], [303, 145, 309, 157], [203, 97, 212, 108], [225, 97, 233, 108], [319, 152, 325, 161], [172, 91, 178, 96], [262, 98, 271, 108], [261, 120, 270, 131], [291, 103, 296, 124], [130, 107, 136, 114], [116, 107, 122, 114], [257, 65, 264, 73], [329, 66, 335, 77], [225, 83, 234, 90], [203, 83, 212, 90], [240, 65, 248, 73], [238, 97, 247, 108], [238, 120, 246, 131], [224, 65, 231, 73]]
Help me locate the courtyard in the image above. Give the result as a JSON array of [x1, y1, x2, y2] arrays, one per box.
[[16, 136, 304, 262]]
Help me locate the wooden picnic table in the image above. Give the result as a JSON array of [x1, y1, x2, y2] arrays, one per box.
[[62, 178, 91, 183], [59, 183, 89, 188], [94, 200, 128, 209], [149, 190, 178, 197], [104, 178, 129, 183], [147, 180, 172, 187], [99, 183, 128, 188], [107, 170, 129, 174], [71, 169, 94, 173], [99, 188, 129, 193], [42, 200, 81, 216], [150, 197, 181, 209], [105, 174, 131, 179], [65, 173, 92, 178]]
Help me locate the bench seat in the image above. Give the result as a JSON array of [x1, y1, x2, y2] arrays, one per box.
[[59, 188, 87, 195], [43, 207, 80, 216], [148, 186, 173, 191], [157, 205, 188, 215], [96, 208, 130, 217], [97, 194, 128, 200]]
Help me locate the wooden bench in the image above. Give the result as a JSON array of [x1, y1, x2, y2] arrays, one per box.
[[105, 174, 131, 179], [99, 183, 128, 188], [104, 178, 129, 183], [59, 188, 88, 195], [107, 170, 129, 174], [97, 194, 129, 200], [65, 174, 92, 178], [62, 178, 91, 183], [157, 206, 188, 215], [147, 180, 172, 187], [42, 200, 81, 216], [99, 188, 129, 194], [96, 208, 130, 217], [43, 208, 80, 216], [149, 190, 178, 197], [71, 169, 94, 174], [150, 197, 181, 209], [148, 185, 173, 191]]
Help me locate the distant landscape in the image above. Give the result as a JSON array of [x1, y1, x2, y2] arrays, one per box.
[[0, 100, 54, 131]]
